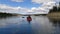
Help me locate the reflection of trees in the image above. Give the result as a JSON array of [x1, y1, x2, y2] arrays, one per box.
[[48, 17, 60, 27]]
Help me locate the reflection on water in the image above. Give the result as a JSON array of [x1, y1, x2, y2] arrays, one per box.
[[0, 16, 60, 34], [48, 17, 60, 27], [48, 17, 60, 34]]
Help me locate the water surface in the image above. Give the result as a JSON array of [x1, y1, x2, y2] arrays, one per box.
[[0, 16, 60, 34]]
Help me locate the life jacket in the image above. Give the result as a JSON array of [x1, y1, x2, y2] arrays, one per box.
[[27, 17, 32, 21]]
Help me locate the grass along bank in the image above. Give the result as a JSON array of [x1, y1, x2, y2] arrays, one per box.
[[47, 12, 60, 20]]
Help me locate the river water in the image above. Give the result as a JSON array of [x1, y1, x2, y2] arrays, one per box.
[[0, 16, 60, 34]]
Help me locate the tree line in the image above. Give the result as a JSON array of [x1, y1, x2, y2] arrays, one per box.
[[49, 2, 60, 13], [0, 13, 14, 17]]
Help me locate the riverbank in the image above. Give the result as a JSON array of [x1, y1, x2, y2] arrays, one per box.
[[0, 13, 17, 18], [47, 12, 60, 20]]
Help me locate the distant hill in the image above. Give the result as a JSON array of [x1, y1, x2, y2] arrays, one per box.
[[0, 12, 17, 17]]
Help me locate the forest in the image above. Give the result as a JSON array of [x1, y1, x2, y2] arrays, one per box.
[[49, 2, 60, 13]]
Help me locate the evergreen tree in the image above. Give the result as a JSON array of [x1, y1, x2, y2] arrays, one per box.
[[53, 6, 57, 12], [57, 2, 60, 11]]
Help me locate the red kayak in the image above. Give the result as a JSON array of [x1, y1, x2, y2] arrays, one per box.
[[27, 16, 32, 22]]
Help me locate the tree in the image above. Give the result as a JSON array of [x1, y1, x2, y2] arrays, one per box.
[[53, 6, 57, 12], [57, 2, 60, 11]]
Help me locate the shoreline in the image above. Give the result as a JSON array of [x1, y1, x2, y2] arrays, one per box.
[[47, 12, 60, 17], [47, 12, 60, 20]]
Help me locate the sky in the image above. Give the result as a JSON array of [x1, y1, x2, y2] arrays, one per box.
[[0, 0, 60, 14]]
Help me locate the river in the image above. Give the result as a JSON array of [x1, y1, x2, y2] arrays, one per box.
[[0, 16, 60, 34]]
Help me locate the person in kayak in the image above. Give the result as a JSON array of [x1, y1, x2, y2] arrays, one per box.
[[27, 15, 32, 23]]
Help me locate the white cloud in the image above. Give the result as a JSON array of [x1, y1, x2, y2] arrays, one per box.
[[32, 0, 54, 4], [41, 2, 56, 10], [11, 0, 24, 2], [0, 0, 59, 15], [32, 2, 56, 10], [0, 4, 50, 14], [0, 4, 30, 14], [32, 0, 60, 4], [31, 0, 59, 14], [0, 0, 59, 14], [32, 0, 59, 11], [0, 4, 18, 13], [54, 0, 60, 2]]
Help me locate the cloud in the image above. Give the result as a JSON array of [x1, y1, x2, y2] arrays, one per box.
[[11, 0, 24, 2], [32, 0, 54, 4], [32, 2, 56, 10], [0, 0, 59, 14], [0, 4, 50, 14], [32, 0, 59, 11], [31, 0, 59, 14], [0, 4, 30, 14], [0, 3, 55, 14], [32, 0, 60, 4], [0, 4, 18, 13], [41, 2, 56, 10], [54, 0, 60, 2], [0, 0, 60, 14]]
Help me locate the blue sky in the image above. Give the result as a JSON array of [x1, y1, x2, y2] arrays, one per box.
[[0, 0, 41, 9], [0, 0, 60, 14]]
